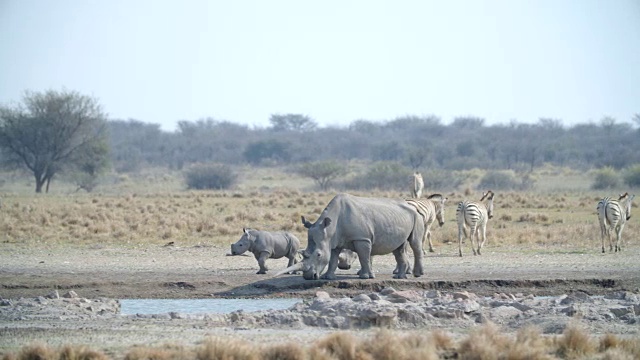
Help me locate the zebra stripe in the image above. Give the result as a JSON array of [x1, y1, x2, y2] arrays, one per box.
[[456, 190, 495, 257], [406, 193, 448, 254], [410, 172, 424, 199], [597, 192, 635, 253]]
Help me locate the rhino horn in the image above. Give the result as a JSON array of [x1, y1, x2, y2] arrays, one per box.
[[273, 262, 304, 277]]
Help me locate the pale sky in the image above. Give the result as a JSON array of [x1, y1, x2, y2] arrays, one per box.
[[1, 0, 639, 132]]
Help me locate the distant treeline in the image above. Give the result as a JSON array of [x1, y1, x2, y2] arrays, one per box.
[[108, 115, 640, 173]]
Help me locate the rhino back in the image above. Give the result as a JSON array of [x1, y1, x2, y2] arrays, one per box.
[[322, 194, 418, 255], [253, 230, 299, 258]]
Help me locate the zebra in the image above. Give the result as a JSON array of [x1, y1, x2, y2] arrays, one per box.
[[410, 172, 424, 198], [456, 190, 495, 257], [406, 193, 448, 254], [597, 192, 635, 253]]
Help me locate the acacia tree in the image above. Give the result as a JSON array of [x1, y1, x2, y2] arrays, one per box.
[[0, 89, 109, 193], [297, 161, 347, 190], [269, 113, 317, 132]]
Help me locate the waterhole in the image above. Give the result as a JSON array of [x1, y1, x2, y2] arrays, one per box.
[[120, 298, 302, 315]]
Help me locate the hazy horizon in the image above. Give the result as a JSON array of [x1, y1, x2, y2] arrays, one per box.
[[1, 0, 639, 132]]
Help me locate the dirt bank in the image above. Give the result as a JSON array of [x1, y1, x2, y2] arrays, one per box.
[[1, 243, 639, 358]]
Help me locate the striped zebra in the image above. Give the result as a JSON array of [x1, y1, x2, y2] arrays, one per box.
[[406, 193, 448, 254], [410, 172, 424, 198], [597, 192, 635, 253], [456, 190, 495, 257]]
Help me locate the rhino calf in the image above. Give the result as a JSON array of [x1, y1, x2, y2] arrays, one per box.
[[338, 249, 359, 270], [231, 228, 301, 274]]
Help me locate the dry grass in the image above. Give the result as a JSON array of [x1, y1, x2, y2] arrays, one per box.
[[2, 344, 109, 360], [1, 167, 638, 257], [3, 327, 640, 360]]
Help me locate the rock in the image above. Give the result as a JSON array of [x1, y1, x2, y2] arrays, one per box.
[[352, 294, 372, 302], [510, 302, 533, 312], [424, 290, 441, 299], [379, 287, 396, 295], [554, 294, 568, 305], [453, 291, 472, 300], [46, 290, 60, 299], [386, 290, 423, 303], [560, 306, 580, 317], [368, 293, 382, 300], [315, 291, 331, 299], [609, 307, 633, 318], [561, 292, 591, 304], [62, 291, 78, 299], [489, 305, 522, 321]]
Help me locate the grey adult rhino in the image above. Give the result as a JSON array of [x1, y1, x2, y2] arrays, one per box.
[[230, 228, 301, 274], [276, 193, 426, 280]]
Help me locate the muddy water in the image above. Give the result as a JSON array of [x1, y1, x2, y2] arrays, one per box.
[[119, 298, 303, 315]]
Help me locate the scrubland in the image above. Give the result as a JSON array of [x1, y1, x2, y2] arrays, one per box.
[[1, 166, 638, 359]]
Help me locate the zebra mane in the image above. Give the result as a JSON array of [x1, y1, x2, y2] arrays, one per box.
[[618, 192, 629, 201], [427, 193, 444, 200]]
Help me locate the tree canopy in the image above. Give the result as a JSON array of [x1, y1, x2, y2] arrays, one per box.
[[0, 89, 109, 192]]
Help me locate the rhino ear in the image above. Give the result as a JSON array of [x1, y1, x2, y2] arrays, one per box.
[[322, 217, 332, 228], [243, 227, 248, 234], [302, 216, 313, 228]]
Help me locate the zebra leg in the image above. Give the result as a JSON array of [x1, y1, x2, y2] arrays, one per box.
[[457, 223, 466, 257], [608, 223, 615, 252], [599, 223, 607, 253], [469, 225, 478, 256], [615, 224, 625, 252], [424, 224, 434, 253], [478, 224, 487, 255]]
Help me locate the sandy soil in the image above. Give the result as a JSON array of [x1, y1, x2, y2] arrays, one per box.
[[1, 242, 639, 358]]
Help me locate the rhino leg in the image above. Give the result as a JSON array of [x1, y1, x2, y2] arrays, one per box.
[[408, 229, 425, 278], [392, 245, 409, 279], [320, 248, 341, 280], [256, 251, 270, 274], [353, 240, 374, 279], [286, 255, 298, 274]]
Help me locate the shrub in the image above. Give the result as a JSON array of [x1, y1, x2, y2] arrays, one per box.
[[296, 161, 347, 190], [184, 163, 237, 190], [623, 164, 640, 188], [478, 170, 521, 190], [591, 167, 621, 190], [421, 169, 465, 191], [343, 162, 412, 190]]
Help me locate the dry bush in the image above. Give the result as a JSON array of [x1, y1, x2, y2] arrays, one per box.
[[555, 322, 596, 359], [124, 344, 194, 360], [600, 334, 640, 359], [506, 326, 554, 360], [9, 344, 108, 360], [59, 345, 110, 360], [309, 332, 361, 360], [261, 342, 306, 360], [15, 344, 57, 360], [197, 337, 257, 360], [457, 322, 512, 359]]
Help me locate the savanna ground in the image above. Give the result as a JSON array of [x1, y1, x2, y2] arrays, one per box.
[[1, 166, 639, 359]]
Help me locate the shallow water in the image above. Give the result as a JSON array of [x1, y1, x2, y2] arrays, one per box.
[[119, 298, 302, 315]]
